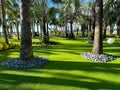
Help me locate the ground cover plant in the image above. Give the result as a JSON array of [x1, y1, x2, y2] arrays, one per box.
[[0, 36, 120, 90]]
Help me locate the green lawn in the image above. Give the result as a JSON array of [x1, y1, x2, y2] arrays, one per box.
[[0, 36, 120, 90]]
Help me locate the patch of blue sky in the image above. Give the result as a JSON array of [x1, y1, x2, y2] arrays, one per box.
[[82, 0, 93, 4]]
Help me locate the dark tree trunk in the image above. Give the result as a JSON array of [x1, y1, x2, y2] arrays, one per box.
[[42, 15, 49, 43], [40, 22, 43, 36], [69, 21, 74, 39], [37, 22, 39, 35], [92, 21, 95, 40], [92, 0, 103, 54], [110, 24, 113, 36], [46, 23, 49, 36], [81, 23, 86, 37], [6, 26, 10, 38], [31, 20, 35, 38], [65, 23, 68, 37], [0, 25, 1, 36], [1, 0, 9, 44], [43, 17, 46, 36], [9, 26, 13, 38], [117, 20, 120, 37], [16, 22, 20, 40], [103, 21, 107, 39], [117, 24, 120, 37], [88, 19, 92, 40], [89, 19, 92, 32], [91, 1, 96, 41], [7, 28, 10, 39], [20, 0, 33, 60], [86, 24, 89, 36], [76, 28, 79, 35]]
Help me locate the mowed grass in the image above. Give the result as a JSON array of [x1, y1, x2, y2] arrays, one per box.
[[0, 36, 120, 90]]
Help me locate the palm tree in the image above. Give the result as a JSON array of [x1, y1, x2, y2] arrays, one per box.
[[32, 0, 49, 43], [0, 9, 2, 36], [114, 0, 120, 37], [12, 0, 20, 40], [48, 7, 58, 35], [7, 0, 20, 39], [41, 0, 49, 43], [56, 0, 81, 39], [20, 0, 33, 60], [1, 0, 9, 44], [92, 0, 103, 54]]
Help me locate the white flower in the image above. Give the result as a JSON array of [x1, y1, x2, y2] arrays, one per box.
[[107, 38, 114, 44]]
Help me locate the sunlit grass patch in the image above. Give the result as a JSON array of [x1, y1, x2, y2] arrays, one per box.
[[0, 36, 120, 90]]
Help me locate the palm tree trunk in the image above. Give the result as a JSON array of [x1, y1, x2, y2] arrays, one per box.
[[42, 15, 49, 43], [110, 23, 113, 36], [10, 26, 13, 37], [92, 0, 103, 54], [70, 21, 74, 39], [43, 16, 47, 36], [47, 23, 50, 37], [103, 21, 107, 39], [37, 22, 39, 35], [1, 0, 9, 44], [40, 22, 43, 36], [117, 24, 120, 37], [81, 23, 85, 37], [16, 22, 20, 40], [69, 13, 74, 39], [20, 0, 33, 60], [31, 20, 35, 38], [65, 22, 68, 37], [117, 18, 120, 37]]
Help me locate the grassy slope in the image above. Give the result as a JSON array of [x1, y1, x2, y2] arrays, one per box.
[[0, 36, 120, 90]]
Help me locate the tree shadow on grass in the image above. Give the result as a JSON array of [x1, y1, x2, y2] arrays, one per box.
[[0, 49, 19, 62], [33, 44, 92, 55], [41, 61, 120, 74], [0, 61, 120, 90], [0, 71, 120, 90]]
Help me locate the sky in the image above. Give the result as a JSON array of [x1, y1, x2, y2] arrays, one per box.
[[82, 0, 93, 3], [48, 0, 93, 7]]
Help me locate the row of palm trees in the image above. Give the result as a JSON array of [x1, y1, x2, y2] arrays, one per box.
[[1, 0, 120, 40], [0, 0, 120, 60]]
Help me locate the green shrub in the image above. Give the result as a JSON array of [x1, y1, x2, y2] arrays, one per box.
[[9, 43, 19, 49], [0, 43, 19, 51], [3, 43, 9, 50], [68, 33, 75, 39], [41, 36, 50, 44]]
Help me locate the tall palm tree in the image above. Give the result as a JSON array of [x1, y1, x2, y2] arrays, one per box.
[[92, 0, 103, 54], [7, 0, 20, 39], [1, 0, 9, 44], [67, 0, 75, 39], [57, 0, 81, 39], [32, 0, 49, 43], [0, 9, 2, 36], [20, 0, 33, 60], [41, 0, 49, 43]]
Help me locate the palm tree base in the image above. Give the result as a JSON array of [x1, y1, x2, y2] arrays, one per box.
[[68, 33, 75, 39], [81, 52, 116, 62], [1, 57, 48, 68], [42, 36, 50, 44]]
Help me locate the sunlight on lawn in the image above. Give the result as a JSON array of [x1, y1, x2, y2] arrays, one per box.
[[0, 37, 120, 90]]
